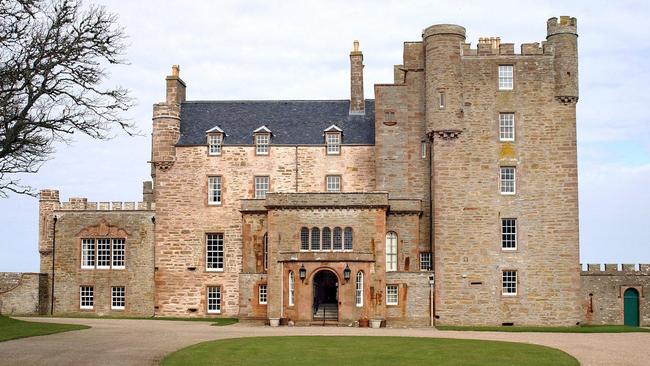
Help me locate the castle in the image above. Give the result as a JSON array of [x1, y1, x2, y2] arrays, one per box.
[[1, 16, 647, 327]]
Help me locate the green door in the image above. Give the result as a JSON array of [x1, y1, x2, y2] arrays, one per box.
[[623, 288, 639, 327]]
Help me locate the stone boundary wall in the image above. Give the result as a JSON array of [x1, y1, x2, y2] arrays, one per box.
[[0, 272, 47, 315]]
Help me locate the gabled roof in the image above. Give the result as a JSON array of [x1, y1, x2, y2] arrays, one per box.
[[177, 100, 375, 145], [205, 126, 224, 133], [253, 125, 272, 134], [324, 124, 343, 132]]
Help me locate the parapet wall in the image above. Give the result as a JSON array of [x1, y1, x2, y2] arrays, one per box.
[[581, 264, 650, 275], [461, 41, 553, 57]]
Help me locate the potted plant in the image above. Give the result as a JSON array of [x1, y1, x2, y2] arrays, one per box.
[[358, 317, 369, 328]]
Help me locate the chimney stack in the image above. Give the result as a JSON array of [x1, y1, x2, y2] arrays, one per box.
[[349, 40, 365, 115], [166, 64, 186, 105]]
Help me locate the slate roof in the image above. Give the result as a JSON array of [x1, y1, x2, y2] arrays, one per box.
[[177, 100, 375, 146]]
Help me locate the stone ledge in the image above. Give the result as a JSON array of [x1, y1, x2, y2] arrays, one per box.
[[277, 251, 375, 263], [264, 192, 389, 209]]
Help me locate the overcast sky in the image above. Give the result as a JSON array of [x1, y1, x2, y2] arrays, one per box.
[[1, 0, 648, 271]]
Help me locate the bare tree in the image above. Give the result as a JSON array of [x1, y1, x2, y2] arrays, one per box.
[[0, 0, 134, 197]]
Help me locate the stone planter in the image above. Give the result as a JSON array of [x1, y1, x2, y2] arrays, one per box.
[[370, 319, 382, 329], [358, 318, 369, 328], [269, 318, 280, 327]]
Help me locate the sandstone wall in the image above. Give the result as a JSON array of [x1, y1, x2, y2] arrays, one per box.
[[0, 273, 47, 315], [385, 272, 433, 326]]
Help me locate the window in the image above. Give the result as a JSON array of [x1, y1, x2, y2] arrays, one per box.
[[420, 252, 432, 271], [207, 286, 221, 313], [500, 167, 516, 195], [288, 271, 295, 306], [356, 271, 364, 307], [386, 285, 398, 305], [81, 239, 95, 268], [96, 239, 111, 269], [111, 286, 125, 310], [259, 284, 267, 304], [263, 233, 268, 271], [255, 134, 270, 155], [112, 239, 125, 269], [326, 175, 341, 192], [80, 239, 125, 269], [326, 132, 341, 155], [498, 65, 514, 90], [501, 219, 517, 250], [421, 142, 427, 159], [502, 270, 517, 295], [499, 113, 515, 141], [300, 227, 309, 251], [344, 227, 353, 250], [208, 134, 222, 155], [80, 286, 94, 309], [333, 227, 343, 250], [254, 176, 269, 199], [384, 110, 396, 123], [439, 91, 445, 108], [310, 227, 320, 251], [386, 232, 398, 272], [208, 176, 222, 204], [206, 233, 224, 271], [322, 227, 332, 250]]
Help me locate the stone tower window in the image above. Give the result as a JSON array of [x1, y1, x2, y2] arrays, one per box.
[[300, 227, 309, 251], [386, 231, 398, 272], [206, 233, 224, 271], [322, 227, 332, 250], [500, 167, 516, 195], [384, 110, 396, 124], [438, 91, 445, 108], [254, 176, 269, 199], [208, 176, 222, 205], [499, 113, 515, 141], [344, 227, 353, 250], [498, 65, 514, 90], [502, 270, 517, 295], [207, 286, 221, 313], [333, 227, 343, 250], [310, 227, 320, 251], [326, 175, 341, 192], [501, 218, 517, 250]]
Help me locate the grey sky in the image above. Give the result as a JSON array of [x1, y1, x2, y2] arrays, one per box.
[[1, 0, 648, 271]]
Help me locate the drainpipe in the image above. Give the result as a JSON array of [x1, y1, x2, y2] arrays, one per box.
[[50, 215, 58, 315]]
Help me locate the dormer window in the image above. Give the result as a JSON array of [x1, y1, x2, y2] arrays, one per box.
[[206, 126, 224, 156], [253, 126, 271, 156], [324, 125, 342, 155]]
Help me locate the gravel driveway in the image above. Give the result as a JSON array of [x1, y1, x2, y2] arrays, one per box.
[[0, 317, 648, 365]]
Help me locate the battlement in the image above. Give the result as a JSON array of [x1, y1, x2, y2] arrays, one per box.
[[547, 16, 577, 37], [461, 41, 553, 56], [581, 263, 650, 275], [39, 187, 155, 212]]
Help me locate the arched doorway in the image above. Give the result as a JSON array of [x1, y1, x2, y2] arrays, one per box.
[[624, 288, 640, 327], [312, 270, 338, 320]]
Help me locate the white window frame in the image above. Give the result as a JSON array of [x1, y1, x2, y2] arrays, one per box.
[[499, 113, 515, 142], [288, 271, 295, 307], [386, 284, 398, 305], [81, 239, 95, 269], [207, 286, 222, 314], [255, 133, 270, 155], [419, 252, 432, 271], [501, 218, 517, 250], [208, 176, 222, 205], [385, 232, 398, 272], [355, 271, 364, 307], [421, 142, 427, 159], [206, 233, 224, 272], [208, 133, 222, 156], [111, 239, 125, 269], [96, 239, 111, 269], [263, 233, 268, 271], [498, 65, 514, 90], [111, 286, 125, 310], [326, 132, 341, 155], [258, 284, 267, 304], [500, 167, 516, 195], [326, 175, 341, 193], [80, 286, 94, 309], [502, 270, 517, 296], [254, 176, 270, 199]]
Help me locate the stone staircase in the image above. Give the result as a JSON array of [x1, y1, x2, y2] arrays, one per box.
[[313, 302, 338, 321]]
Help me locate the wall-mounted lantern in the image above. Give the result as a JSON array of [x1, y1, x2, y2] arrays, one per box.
[[343, 264, 351, 283], [299, 264, 307, 282]]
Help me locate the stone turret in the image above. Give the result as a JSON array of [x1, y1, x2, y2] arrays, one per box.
[[349, 40, 365, 115], [151, 65, 185, 178], [546, 16, 578, 103]]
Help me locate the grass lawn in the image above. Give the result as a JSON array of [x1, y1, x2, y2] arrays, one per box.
[[436, 325, 650, 333], [161, 336, 579, 366], [0, 315, 89, 342]]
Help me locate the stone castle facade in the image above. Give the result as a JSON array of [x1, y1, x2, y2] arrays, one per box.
[[1, 16, 647, 327]]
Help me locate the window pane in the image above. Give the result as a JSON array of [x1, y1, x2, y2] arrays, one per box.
[[256, 134, 269, 155], [322, 227, 332, 250], [498, 65, 513, 90], [326, 175, 341, 192], [81, 239, 95, 268], [207, 286, 221, 313], [112, 239, 125, 268], [208, 176, 222, 204], [419, 252, 432, 271], [97, 239, 111, 268], [259, 284, 267, 304], [501, 219, 517, 249], [310, 227, 320, 251], [326, 133, 340, 154], [386, 285, 398, 305], [500, 167, 516, 194], [80, 286, 94, 309], [206, 233, 224, 270], [300, 227, 309, 250], [386, 232, 397, 271], [499, 113, 515, 141], [502, 270, 517, 295], [288, 272, 295, 306], [209, 134, 222, 155], [356, 271, 364, 307], [344, 227, 353, 250], [255, 176, 269, 199], [333, 227, 342, 250], [263, 234, 268, 271], [111, 286, 125, 309]]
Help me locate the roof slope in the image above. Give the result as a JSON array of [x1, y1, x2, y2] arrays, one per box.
[[177, 100, 375, 145]]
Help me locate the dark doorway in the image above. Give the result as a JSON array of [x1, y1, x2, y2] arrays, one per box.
[[312, 270, 338, 320], [624, 288, 640, 327]]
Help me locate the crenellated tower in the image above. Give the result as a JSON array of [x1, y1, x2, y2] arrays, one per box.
[[546, 16, 578, 103]]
